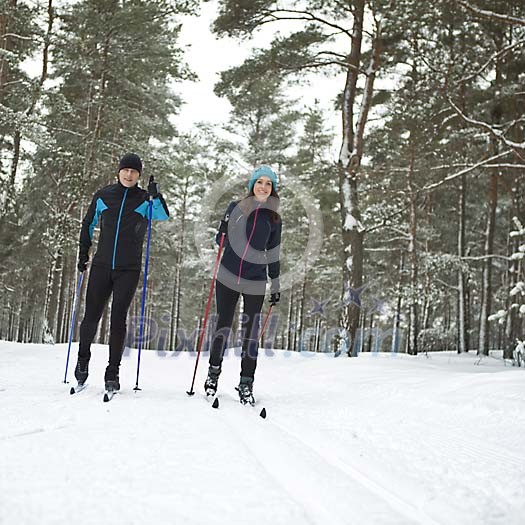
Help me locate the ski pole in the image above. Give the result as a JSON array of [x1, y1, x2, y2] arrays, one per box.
[[134, 187, 154, 392], [63, 271, 84, 383], [187, 232, 226, 396], [259, 305, 274, 344]]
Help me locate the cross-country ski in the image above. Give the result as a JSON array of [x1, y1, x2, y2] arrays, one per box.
[[102, 390, 118, 403], [69, 384, 87, 395]]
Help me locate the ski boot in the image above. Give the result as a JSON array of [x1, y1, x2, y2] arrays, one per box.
[[204, 365, 221, 396], [236, 378, 255, 406], [74, 358, 89, 386], [104, 365, 120, 392]]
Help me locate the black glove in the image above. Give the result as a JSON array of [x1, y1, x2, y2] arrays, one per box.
[[78, 252, 89, 272], [218, 219, 228, 235], [269, 292, 280, 306], [218, 213, 230, 235], [147, 176, 159, 199]]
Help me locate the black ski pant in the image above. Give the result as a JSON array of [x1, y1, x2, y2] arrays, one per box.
[[78, 265, 140, 369], [209, 279, 265, 381]]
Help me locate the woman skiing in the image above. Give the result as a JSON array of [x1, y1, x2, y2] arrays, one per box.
[[205, 166, 282, 405]]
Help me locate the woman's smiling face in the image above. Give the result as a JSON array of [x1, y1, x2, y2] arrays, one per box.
[[253, 176, 273, 202]]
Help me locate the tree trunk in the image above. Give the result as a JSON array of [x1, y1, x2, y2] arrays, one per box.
[[15, 292, 24, 342], [407, 134, 419, 355], [286, 286, 294, 351], [55, 257, 68, 343], [422, 278, 431, 330], [0, 0, 17, 103], [504, 176, 523, 358], [83, 28, 112, 180], [8, 304, 14, 340], [294, 294, 301, 352], [45, 253, 61, 342], [458, 172, 468, 352], [392, 252, 404, 353], [299, 256, 308, 349], [8, 0, 53, 197], [169, 280, 178, 351], [478, 173, 498, 355], [171, 176, 189, 351], [337, 0, 381, 356], [61, 278, 71, 343], [363, 312, 374, 352], [479, 30, 504, 356]]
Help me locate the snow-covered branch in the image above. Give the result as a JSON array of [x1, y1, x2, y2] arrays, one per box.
[[365, 206, 407, 234], [448, 98, 525, 160], [461, 254, 511, 262], [0, 33, 37, 42], [456, 0, 525, 27], [374, 162, 525, 174], [458, 38, 525, 85], [265, 9, 353, 39], [434, 278, 459, 291], [419, 150, 513, 193]]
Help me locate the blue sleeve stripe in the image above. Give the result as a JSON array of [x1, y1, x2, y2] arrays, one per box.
[[89, 198, 108, 239], [134, 201, 149, 218], [134, 198, 168, 221]]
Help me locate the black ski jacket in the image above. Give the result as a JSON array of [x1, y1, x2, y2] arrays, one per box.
[[79, 182, 169, 271], [216, 200, 281, 289]]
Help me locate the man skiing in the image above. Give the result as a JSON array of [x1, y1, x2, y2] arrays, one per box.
[[74, 153, 169, 392]]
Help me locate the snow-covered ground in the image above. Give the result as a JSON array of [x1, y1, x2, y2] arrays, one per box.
[[1, 341, 524, 525]]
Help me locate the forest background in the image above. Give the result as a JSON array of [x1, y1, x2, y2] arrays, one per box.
[[0, 0, 523, 359]]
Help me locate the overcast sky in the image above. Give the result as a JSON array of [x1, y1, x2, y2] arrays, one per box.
[[21, 0, 343, 155], [175, 1, 342, 150]]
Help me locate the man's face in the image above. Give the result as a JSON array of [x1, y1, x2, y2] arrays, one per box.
[[119, 168, 140, 187]]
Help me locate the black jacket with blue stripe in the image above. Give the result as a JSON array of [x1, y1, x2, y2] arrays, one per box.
[[79, 182, 169, 271]]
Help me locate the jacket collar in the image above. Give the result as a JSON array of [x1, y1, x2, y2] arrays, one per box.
[[116, 180, 140, 192]]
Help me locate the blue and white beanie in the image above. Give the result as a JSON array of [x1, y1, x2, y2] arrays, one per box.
[[248, 166, 278, 192]]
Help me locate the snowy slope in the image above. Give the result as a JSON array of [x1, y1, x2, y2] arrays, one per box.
[[1, 341, 524, 525]]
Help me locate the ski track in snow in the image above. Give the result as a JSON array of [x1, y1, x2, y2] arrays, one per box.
[[218, 392, 437, 525], [268, 416, 440, 525], [0, 424, 69, 441], [1, 342, 525, 525]]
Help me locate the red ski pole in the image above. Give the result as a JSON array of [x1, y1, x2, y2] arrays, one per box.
[[258, 305, 273, 344], [187, 233, 226, 396]]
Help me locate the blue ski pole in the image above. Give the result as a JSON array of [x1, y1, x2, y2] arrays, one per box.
[[63, 271, 84, 383], [134, 184, 154, 391]]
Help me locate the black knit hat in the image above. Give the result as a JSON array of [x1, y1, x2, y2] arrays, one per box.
[[118, 153, 142, 175]]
